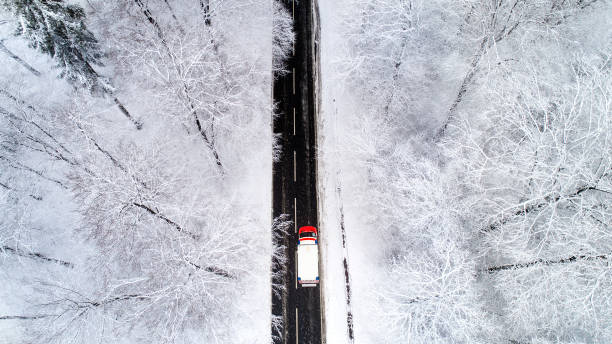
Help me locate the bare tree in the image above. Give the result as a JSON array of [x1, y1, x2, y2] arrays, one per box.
[[330, 0, 611, 342], [434, 0, 607, 140], [1, 0, 142, 129], [132, 0, 225, 170], [451, 48, 612, 342], [272, 0, 295, 75]]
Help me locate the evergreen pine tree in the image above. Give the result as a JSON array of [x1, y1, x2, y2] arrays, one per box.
[[3, 0, 109, 93], [2, 0, 142, 128]]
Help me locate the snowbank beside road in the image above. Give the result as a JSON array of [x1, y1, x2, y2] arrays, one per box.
[[318, 1, 385, 342]]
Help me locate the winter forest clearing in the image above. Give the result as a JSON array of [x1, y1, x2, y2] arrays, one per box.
[[0, 0, 610, 344]]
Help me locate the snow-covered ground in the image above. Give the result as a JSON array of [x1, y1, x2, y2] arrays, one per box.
[[318, 1, 380, 342]]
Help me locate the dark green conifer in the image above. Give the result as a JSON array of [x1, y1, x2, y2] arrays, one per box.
[[3, 0, 142, 128], [3, 0, 109, 93]]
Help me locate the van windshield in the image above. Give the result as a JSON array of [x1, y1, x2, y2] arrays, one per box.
[[300, 231, 316, 238]]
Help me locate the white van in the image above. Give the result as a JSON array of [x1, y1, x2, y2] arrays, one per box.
[[297, 226, 319, 287]]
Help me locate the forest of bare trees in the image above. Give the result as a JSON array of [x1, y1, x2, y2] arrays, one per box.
[[1, 0, 609, 342], [323, 0, 611, 342], [0, 1, 293, 343]]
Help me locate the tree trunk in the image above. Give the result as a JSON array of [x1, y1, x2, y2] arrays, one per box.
[[185, 258, 234, 279], [162, 0, 181, 27], [200, 0, 212, 26], [433, 36, 487, 141], [132, 202, 198, 239], [79, 56, 141, 130], [0, 181, 42, 200], [192, 110, 224, 170], [486, 253, 609, 273], [0, 314, 54, 320], [483, 185, 607, 232], [0, 154, 68, 189], [2, 245, 73, 267], [113, 96, 142, 129], [134, 0, 224, 171], [0, 40, 41, 76], [382, 36, 408, 118]]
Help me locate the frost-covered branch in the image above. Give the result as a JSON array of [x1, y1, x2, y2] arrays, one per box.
[[486, 253, 609, 273], [1, 246, 73, 268]]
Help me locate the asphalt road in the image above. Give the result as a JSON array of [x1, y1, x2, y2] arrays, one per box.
[[271, 0, 322, 343]]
